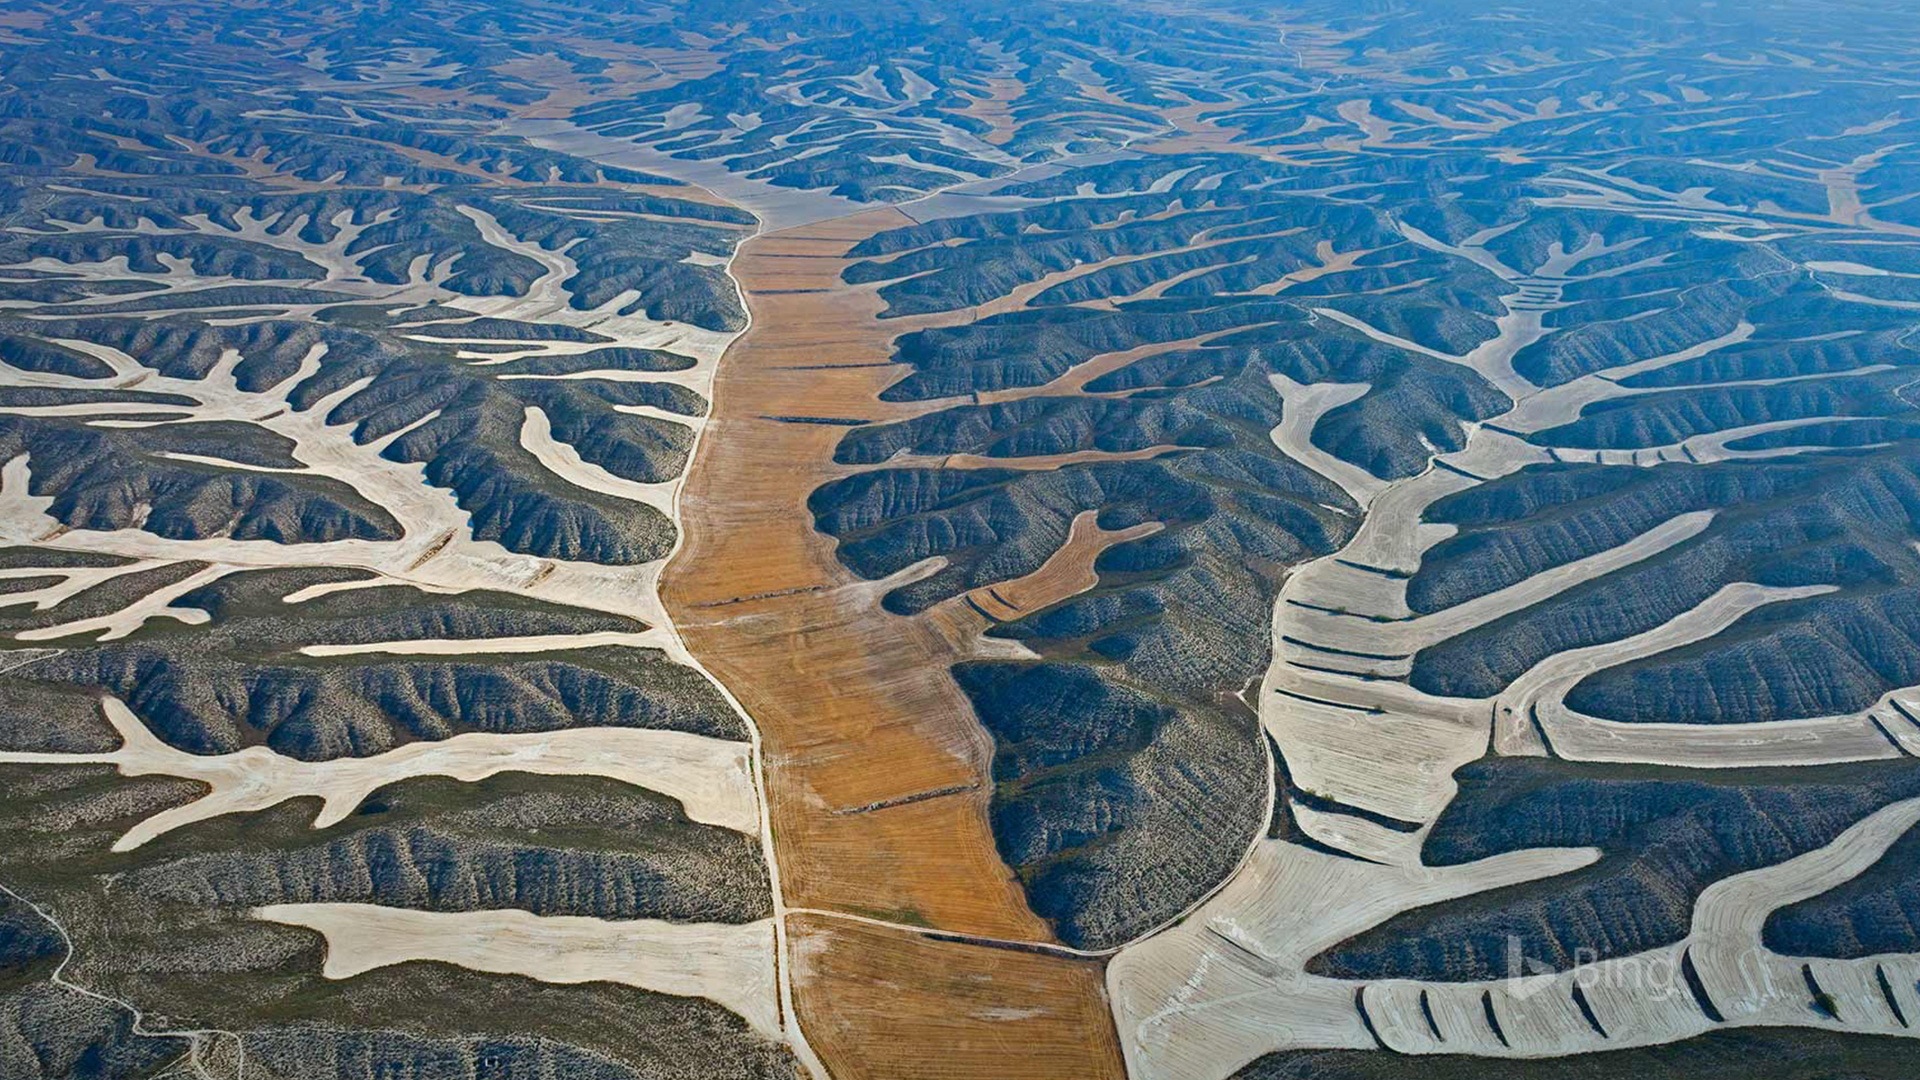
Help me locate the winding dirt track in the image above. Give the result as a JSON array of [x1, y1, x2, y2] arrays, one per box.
[[661, 209, 1125, 1080]]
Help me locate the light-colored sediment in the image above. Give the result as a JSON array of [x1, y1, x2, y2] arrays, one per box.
[[1256, 273, 1854, 829], [1113, 197, 1920, 1080], [254, 903, 781, 1039], [519, 404, 678, 515], [1112, 794, 1920, 1077], [0, 144, 824, 1070], [1267, 375, 1385, 508], [1109, 834, 1597, 1079], [297, 629, 670, 657], [1495, 581, 1911, 767], [0, 340, 680, 636], [0, 696, 760, 848], [1260, 507, 1716, 826], [1375, 794, 1920, 1056]]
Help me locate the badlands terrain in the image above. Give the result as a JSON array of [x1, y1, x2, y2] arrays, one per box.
[[1, 0, 1920, 1077]]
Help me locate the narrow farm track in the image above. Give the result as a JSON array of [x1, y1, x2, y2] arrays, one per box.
[[661, 209, 1127, 1080], [0, 881, 245, 1080]]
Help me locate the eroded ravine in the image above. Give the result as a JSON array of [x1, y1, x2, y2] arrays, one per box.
[[661, 210, 1127, 1080]]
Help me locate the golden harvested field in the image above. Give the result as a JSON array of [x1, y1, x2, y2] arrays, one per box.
[[964, 510, 1164, 623], [946, 77, 1025, 146], [661, 209, 1127, 1079]]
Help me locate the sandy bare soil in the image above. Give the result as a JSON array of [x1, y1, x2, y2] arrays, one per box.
[[256, 903, 781, 1038], [1107, 213, 1920, 1080], [0, 697, 762, 847]]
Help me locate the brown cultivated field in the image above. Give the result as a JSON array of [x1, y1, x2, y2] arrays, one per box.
[[662, 209, 1126, 1079], [947, 77, 1026, 145], [964, 510, 1164, 623], [788, 914, 1124, 1080]]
